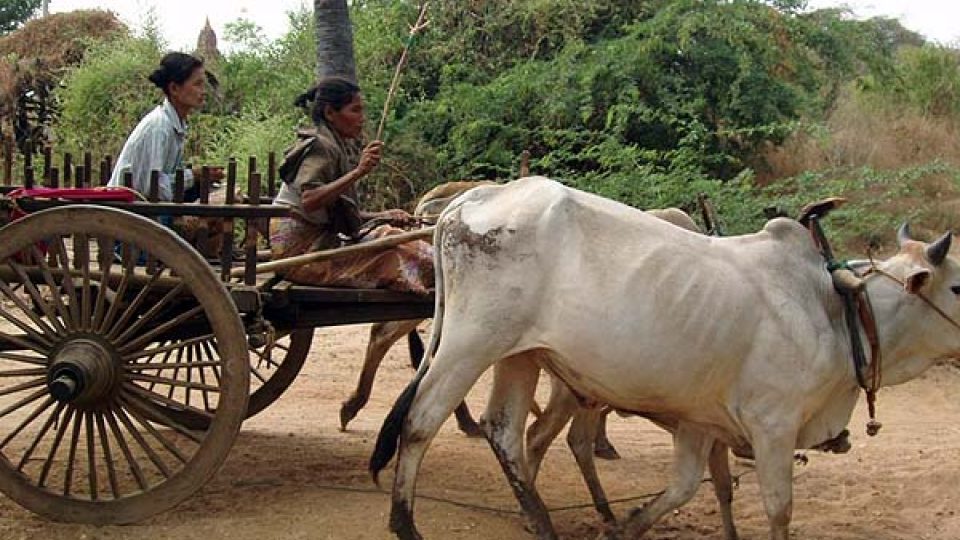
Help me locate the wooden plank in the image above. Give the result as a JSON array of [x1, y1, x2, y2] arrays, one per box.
[[267, 152, 277, 198], [83, 153, 93, 187], [244, 171, 261, 285], [219, 160, 238, 281], [277, 303, 435, 328], [62, 153, 72, 187], [272, 284, 434, 304], [13, 199, 290, 218]]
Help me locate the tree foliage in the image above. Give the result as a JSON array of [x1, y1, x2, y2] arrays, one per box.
[[48, 0, 956, 230], [0, 0, 40, 35]]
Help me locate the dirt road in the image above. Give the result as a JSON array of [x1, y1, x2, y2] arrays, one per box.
[[2, 323, 960, 540]]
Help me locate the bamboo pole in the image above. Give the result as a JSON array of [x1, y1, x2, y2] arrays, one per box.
[[375, 3, 430, 141], [232, 226, 435, 278]]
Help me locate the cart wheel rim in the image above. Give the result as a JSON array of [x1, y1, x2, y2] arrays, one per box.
[[0, 205, 248, 524]]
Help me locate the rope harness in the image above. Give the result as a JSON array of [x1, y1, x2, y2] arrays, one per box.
[[808, 214, 960, 437], [807, 215, 884, 436]]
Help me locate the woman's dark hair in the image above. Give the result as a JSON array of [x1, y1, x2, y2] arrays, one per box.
[[148, 52, 204, 95], [294, 76, 360, 125]]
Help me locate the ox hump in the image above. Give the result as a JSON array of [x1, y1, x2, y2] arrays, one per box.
[[762, 217, 810, 245]]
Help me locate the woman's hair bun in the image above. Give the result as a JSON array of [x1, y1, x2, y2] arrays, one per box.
[[148, 68, 168, 89]]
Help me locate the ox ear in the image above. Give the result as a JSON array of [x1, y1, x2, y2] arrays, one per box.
[[904, 268, 931, 295], [925, 231, 952, 266], [897, 222, 913, 248]]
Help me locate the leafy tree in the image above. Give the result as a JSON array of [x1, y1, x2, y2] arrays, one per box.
[[0, 0, 41, 34]]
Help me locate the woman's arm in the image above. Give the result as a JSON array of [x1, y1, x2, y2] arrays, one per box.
[[301, 140, 383, 213]]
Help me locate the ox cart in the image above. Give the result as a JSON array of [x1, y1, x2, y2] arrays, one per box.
[[0, 164, 435, 524]]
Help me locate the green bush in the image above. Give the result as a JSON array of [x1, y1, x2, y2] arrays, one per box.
[[56, 36, 163, 159]]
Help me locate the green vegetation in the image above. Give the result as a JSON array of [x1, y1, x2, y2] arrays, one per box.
[[43, 0, 960, 254], [0, 0, 40, 34]]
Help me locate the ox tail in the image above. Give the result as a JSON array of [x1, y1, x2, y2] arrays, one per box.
[[368, 363, 426, 486], [406, 330, 425, 369], [369, 212, 451, 485]]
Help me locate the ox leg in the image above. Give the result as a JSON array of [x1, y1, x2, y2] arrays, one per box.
[[752, 432, 795, 540], [567, 407, 616, 524], [340, 320, 421, 431], [408, 331, 483, 438], [593, 407, 621, 460], [619, 425, 713, 538], [390, 350, 494, 540], [483, 354, 557, 540], [526, 374, 578, 482], [707, 442, 739, 540]]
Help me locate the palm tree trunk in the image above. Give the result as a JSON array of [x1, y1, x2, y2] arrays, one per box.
[[313, 0, 357, 82]]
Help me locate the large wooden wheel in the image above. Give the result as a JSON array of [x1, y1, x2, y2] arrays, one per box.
[[158, 327, 314, 430], [0, 205, 249, 524]]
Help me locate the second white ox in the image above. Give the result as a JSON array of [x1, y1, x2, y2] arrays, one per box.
[[370, 176, 960, 540]]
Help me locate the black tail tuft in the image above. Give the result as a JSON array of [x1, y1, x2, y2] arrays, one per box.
[[406, 330, 425, 369], [369, 369, 427, 486]]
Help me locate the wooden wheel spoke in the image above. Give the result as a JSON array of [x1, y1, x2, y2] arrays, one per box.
[[124, 334, 216, 362], [84, 411, 98, 500], [94, 412, 120, 499], [0, 330, 47, 356], [119, 305, 204, 355], [17, 401, 66, 471], [91, 236, 115, 331], [201, 340, 223, 387], [75, 234, 93, 331], [125, 360, 223, 372], [252, 347, 282, 370], [113, 282, 186, 346], [0, 396, 55, 450], [195, 344, 213, 412], [119, 395, 189, 465], [48, 239, 82, 330], [106, 263, 167, 341], [0, 388, 50, 420], [125, 373, 220, 393], [0, 377, 47, 399], [5, 256, 70, 335], [38, 406, 76, 488], [184, 344, 195, 408], [0, 367, 46, 378], [0, 278, 60, 339], [250, 367, 268, 384], [120, 388, 206, 444], [104, 409, 149, 492], [63, 411, 83, 496], [166, 343, 191, 400], [0, 351, 47, 366], [0, 305, 54, 349], [97, 248, 137, 335], [113, 405, 172, 479]]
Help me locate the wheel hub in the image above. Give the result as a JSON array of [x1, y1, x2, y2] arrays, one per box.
[[47, 338, 118, 406]]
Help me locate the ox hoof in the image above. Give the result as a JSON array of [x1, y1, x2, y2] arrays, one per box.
[[339, 403, 360, 431], [594, 441, 621, 461]]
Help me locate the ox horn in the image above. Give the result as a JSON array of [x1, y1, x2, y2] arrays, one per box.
[[926, 231, 952, 266], [897, 222, 913, 247]]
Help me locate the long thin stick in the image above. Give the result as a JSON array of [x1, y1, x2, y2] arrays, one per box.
[[375, 3, 430, 142], [232, 226, 435, 277]]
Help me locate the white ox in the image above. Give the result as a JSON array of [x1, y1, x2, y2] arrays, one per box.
[[370, 176, 960, 540]]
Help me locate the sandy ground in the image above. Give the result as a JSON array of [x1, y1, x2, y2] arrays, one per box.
[[2, 323, 960, 540]]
